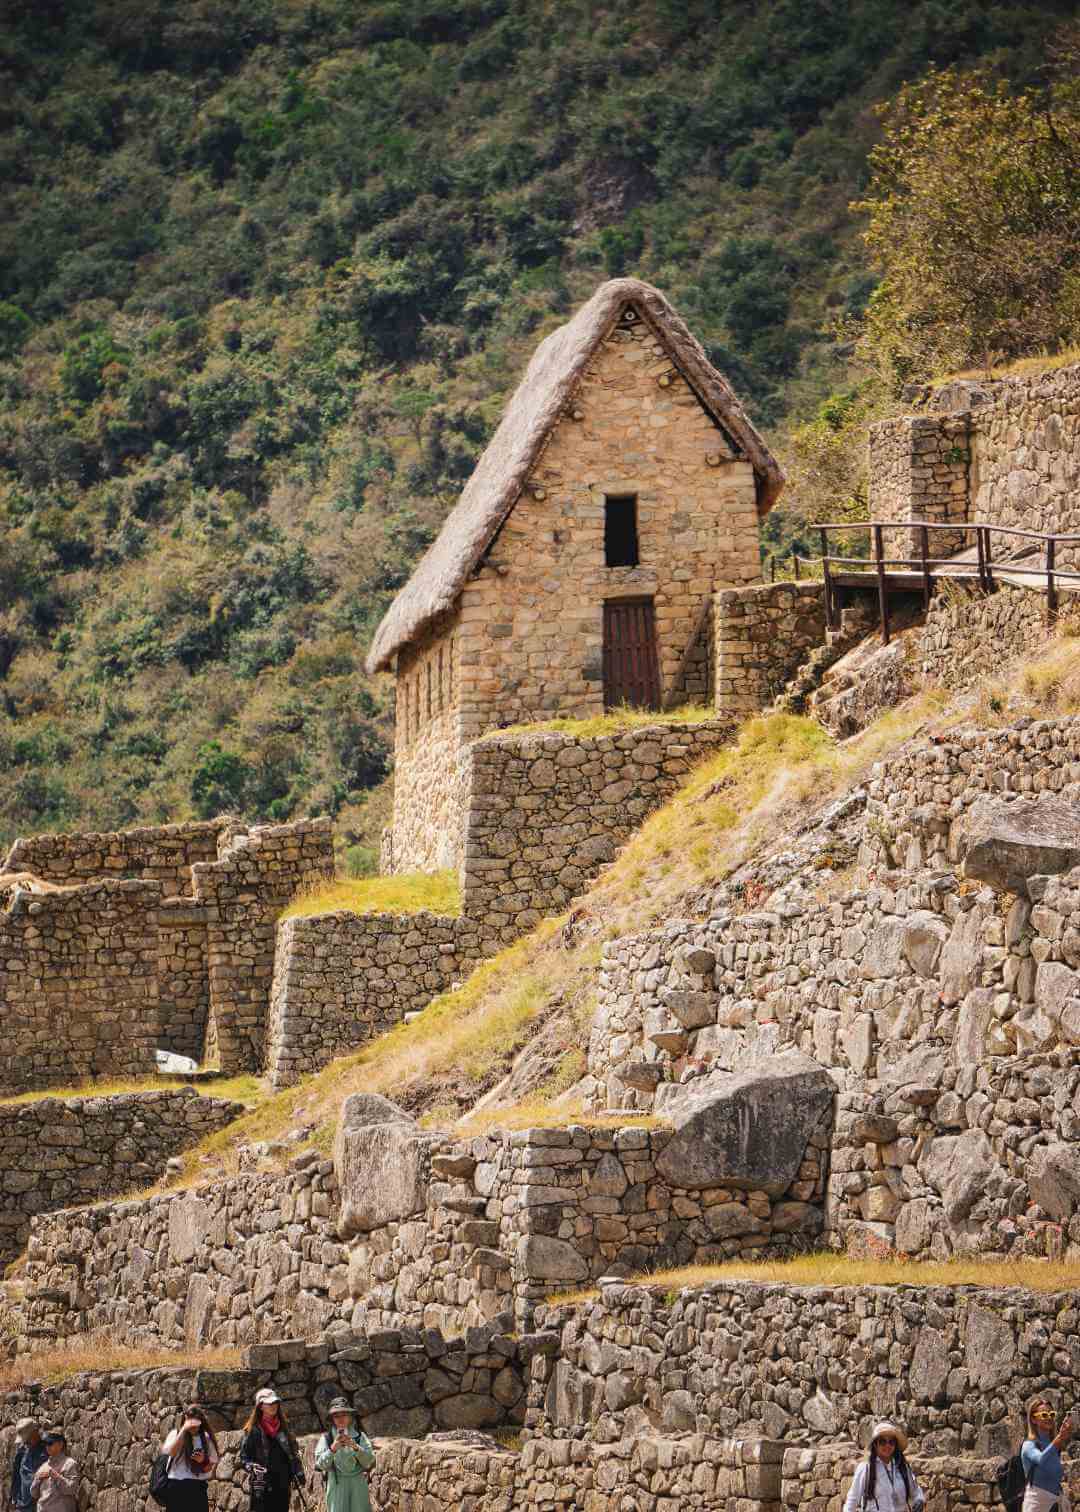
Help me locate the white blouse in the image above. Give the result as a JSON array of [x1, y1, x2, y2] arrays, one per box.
[[843, 1458, 924, 1512], [162, 1431, 218, 1482]]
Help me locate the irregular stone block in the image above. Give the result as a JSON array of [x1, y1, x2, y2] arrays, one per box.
[[654, 1051, 833, 1196], [516, 1235, 589, 1283], [957, 796, 1080, 896], [918, 1128, 996, 1225], [1029, 1141, 1080, 1222], [337, 1123, 434, 1239]]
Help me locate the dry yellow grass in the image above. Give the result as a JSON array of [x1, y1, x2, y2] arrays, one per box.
[[937, 344, 1080, 384], [0, 1339, 242, 1392], [482, 702, 719, 740], [451, 1098, 667, 1135], [0, 1074, 264, 1109], [546, 1253, 1080, 1306], [281, 870, 460, 920]]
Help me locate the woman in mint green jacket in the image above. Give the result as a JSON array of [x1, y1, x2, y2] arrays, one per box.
[[314, 1400, 375, 1512]]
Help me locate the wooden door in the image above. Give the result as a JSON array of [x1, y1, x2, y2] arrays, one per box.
[[603, 597, 661, 710]]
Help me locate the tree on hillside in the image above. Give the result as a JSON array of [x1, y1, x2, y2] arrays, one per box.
[[855, 33, 1080, 383]]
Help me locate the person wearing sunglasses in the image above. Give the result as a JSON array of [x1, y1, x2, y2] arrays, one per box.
[[1022, 1399, 1073, 1512], [843, 1422, 924, 1512]]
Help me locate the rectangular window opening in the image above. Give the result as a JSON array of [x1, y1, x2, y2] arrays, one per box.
[[604, 495, 639, 568]]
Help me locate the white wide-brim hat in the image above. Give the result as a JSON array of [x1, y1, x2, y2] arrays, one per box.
[[870, 1422, 909, 1451]]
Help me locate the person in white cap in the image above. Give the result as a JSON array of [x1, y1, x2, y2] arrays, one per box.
[[9, 1419, 46, 1512], [240, 1391, 305, 1512], [843, 1422, 924, 1512]]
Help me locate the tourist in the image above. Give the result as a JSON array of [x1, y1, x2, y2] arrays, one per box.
[[1022, 1399, 1073, 1512], [161, 1405, 220, 1512], [8, 1419, 46, 1512], [240, 1390, 306, 1512], [314, 1398, 375, 1512], [28, 1431, 77, 1512], [843, 1422, 924, 1512]]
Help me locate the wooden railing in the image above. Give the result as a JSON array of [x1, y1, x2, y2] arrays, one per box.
[[769, 520, 1080, 644]]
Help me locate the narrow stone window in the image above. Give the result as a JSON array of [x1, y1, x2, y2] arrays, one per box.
[[605, 495, 639, 567]]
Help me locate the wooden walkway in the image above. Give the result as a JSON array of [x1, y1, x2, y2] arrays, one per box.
[[783, 520, 1080, 644]]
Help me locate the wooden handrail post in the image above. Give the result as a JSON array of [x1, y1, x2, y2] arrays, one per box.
[[1047, 536, 1058, 624], [820, 527, 835, 630], [769, 554, 776, 583], [920, 522, 930, 613], [984, 525, 994, 590], [976, 525, 986, 592], [874, 522, 890, 645], [793, 554, 800, 581]]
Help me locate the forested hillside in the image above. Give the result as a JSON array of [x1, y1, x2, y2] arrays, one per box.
[[0, 0, 1071, 852]]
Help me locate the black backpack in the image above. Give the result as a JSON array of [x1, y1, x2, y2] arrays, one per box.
[[148, 1455, 172, 1508], [995, 1444, 1030, 1512]]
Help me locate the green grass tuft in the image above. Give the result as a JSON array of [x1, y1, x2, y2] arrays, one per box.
[[481, 703, 722, 740]]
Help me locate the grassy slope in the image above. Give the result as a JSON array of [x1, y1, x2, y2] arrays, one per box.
[[0, 0, 1069, 848]]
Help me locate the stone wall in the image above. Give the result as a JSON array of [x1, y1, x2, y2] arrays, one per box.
[[19, 1120, 825, 1350], [266, 910, 500, 1088], [389, 611, 467, 874], [0, 1088, 243, 1268], [461, 721, 731, 936], [0, 817, 333, 1094], [866, 365, 1080, 567], [2, 819, 227, 896], [529, 1278, 1077, 1456], [972, 363, 1080, 559], [451, 311, 762, 744], [0, 879, 168, 1094], [714, 581, 828, 716], [17, 1160, 342, 1353], [193, 820, 335, 1074], [868, 413, 970, 558]]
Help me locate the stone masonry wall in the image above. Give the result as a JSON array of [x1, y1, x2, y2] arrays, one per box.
[[972, 363, 1080, 562], [0, 879, 167, 1095], [389, 610, 467, 874], [266, 910, 501, 1088], [18, 1122, 825, 1350], [193, 819, 335, 1074], [2, 819, 227, 896], [0, 1087, 243, 1268], [452, 310, 761, 743], [714, 581, 827, 716], [529, 1279, 1079, 1457], [461, 721, 731, 937], [868, 413, 970, 560]]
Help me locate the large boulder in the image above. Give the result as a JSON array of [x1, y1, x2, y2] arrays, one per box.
[[956, 796, 1080, 896], [654, 1051, 833, 1196], [335, 1096, 436, 1238]]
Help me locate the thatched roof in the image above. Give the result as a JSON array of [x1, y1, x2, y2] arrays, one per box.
[[366, 277, 784, 673]]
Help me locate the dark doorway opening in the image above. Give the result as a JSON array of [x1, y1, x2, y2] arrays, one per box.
[[605, 495, 639, 567], [603, 596, 660, 710]]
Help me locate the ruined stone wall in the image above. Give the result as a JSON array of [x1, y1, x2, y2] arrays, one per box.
[[529, 1279, 1075, 1457], [18, 1160, 341, 1353], [266, 910, 501, 1088], [193, 819, 335, 1074], [0, 1088, 243, 1268], [972, 363, 1080, 560], [461, 721, 731, 937], [868, 413, 970, 559], [0, 879, 167, 1095], [714, 581, 828, 716], [20, 1122, 824, 1349], [3, 819, 227, 895], [389, 611, 467, 874], [589, 803, 1080, 1259], [451, 315, 761, 742]]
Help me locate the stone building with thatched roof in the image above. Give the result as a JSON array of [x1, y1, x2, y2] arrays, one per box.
[[367, 277, 783, 872]]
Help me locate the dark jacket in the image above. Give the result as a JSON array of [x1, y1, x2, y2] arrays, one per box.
[[10, 1443, 48, 1511], [239, 1426, 304, 1497]]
